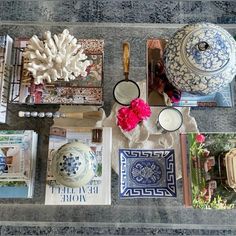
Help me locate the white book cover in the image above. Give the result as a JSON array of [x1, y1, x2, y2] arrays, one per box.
[[45, 127, 112, 205]]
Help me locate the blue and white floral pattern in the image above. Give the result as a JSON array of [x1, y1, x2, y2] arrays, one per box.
[[186, 30, 231, 71], [119, 149, 176, 198], [51, 142, 97, 188], [164, 23, 236, 95], [130, 160, 162, 185], [59, 154, 81, 176]]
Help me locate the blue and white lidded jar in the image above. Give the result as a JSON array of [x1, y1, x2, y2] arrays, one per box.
[[51, 142, 97, 188], [164, 23, 236, 95]]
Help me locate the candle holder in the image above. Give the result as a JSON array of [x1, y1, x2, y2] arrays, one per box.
[[156, 107, 183, 133]]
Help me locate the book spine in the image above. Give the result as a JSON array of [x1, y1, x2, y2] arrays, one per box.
[[0, 35, 13, 123], [180, 134, 192, 207], [27, 132, 38, 198], [101, 127, 112, 205]]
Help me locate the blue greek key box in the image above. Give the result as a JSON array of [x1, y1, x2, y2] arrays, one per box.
[[119, 149, 177, 198]]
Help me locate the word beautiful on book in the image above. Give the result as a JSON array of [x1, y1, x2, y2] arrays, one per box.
[[49, 184, 100, 203], [181, 132, 236, 209]]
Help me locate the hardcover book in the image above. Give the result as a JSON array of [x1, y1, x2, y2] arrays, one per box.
[[0, 35, 13, 123], [0, 130, 38, 198], [147, 39, 234, 107], [45, 127, 112, 205], [181, 132, 236, 209], [10, 38, 104, 105]]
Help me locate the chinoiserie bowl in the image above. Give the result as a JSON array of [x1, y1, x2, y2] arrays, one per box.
[[164, 22, 236, 95], [51, 142, 97, 188]]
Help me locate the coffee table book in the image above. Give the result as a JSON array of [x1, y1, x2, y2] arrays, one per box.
[[181, 132, 236, 209], [45, 127, 112, 205], [9, 38, 104, 106], [0, 130, 38, 198]]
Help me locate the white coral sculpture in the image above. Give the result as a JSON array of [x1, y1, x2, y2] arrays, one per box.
[[24, 29, 91, 84]]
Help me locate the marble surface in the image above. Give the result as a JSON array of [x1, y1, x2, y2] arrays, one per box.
[[1, 222, 236, 235], [0, 1, 235, 24], [0, 0, 236, 234]]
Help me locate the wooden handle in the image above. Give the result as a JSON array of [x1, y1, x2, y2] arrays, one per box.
[[63, 111, 102, 119], [123, 42, 130, 80]]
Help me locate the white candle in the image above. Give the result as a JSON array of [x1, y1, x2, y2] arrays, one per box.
[[158, 108, 183, 132]]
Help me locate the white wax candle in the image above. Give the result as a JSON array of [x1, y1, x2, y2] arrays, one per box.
[[158, 108, 183, 131]]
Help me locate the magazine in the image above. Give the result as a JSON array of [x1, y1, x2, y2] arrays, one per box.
[[0, 130, 38, 198], [147, 39, 234, 107], [10, 38, 104, 105], [181, 132, 236, 209], [0, 35, 13, 123], [45, 127, 112, 205]]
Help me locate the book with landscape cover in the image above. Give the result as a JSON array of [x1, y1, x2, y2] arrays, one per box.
[[0, 130, 38, 198], [10, 38, 104, 105], [0, 35, 13, 123], [45, 127, 112, 205], [181, 132, 236, 209], [147, 39, 234, 107]]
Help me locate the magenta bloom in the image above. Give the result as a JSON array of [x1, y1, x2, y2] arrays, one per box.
[[195, 134, 205, 143], [130, 98, 151, 120], [117, 107, 140, 132]]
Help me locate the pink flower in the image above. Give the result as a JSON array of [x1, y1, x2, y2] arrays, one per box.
[[130, 98, 151, 120], [195, 134, 205, 143], [117, 107, 140, 132]]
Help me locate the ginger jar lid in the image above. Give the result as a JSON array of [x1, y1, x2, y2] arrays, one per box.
[[164, 22, 236, 95], [181, 23, 235, 74], [51, 142, 97, 188]]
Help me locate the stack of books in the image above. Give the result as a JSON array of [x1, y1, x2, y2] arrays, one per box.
[[0, 130, 38, 198]]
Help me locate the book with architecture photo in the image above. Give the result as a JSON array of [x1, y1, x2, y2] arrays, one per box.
[[181, 132, 236, 209], [0, 130, 38, 198], [45, 127, 112, 205]]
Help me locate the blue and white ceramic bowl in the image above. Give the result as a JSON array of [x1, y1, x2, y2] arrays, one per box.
[[164, 23, 236, 95], [51, 142, 97, 188]]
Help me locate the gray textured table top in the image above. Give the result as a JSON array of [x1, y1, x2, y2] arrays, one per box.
[[0, 22, 235, 236]]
